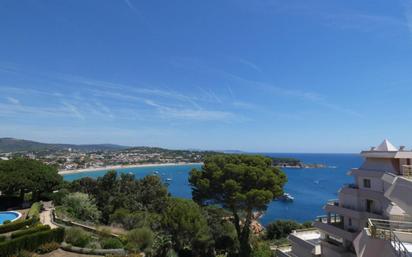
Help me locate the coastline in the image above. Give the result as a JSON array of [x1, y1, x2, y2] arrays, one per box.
[[58, 162, 203, 175]]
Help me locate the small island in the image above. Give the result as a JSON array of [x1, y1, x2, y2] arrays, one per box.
[[269, 157, 327, 169]]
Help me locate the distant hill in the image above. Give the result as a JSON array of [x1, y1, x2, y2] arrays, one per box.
[[0, 138, 129, 153]]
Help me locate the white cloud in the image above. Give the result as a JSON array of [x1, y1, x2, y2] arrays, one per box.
[[144, 99, 234, 121], [238, 58, 262, 73], [61, 102, 85, 120], [6, 97, 20, 105]]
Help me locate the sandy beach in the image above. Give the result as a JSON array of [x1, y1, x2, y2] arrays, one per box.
[[58, 162, 203, 175]]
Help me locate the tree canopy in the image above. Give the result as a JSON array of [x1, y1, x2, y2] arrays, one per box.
[[67, 170, 169, 225], [0, 158, 62, 201], [189, 154, 286, 257], [162, 198, 213, 256], [62, 192, 101, 222]]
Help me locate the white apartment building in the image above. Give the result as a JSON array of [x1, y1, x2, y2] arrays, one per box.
[[277, 140, 412, 257]]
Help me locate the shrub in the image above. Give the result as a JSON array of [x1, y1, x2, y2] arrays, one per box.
[[0, 227, 64, 257], [96, 227, 112, 238], [251, 242, 273, 257], [62, 193, 101, 222], [11, 225, 50, 239], [35, 242, 60, 254], [0, 218, 36, 234], [3, 220, 11, 224], [51, 189, 69, 206], [27, 203, 42, 220], [65, 227, 91, 248], [100, 237, 123, 249], [126, 227, 153, 252], [0, 235, 6, 242], [265, 220, 306, 240]]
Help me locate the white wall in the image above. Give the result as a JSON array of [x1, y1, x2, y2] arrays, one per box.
[[360, 158, 397, 173]]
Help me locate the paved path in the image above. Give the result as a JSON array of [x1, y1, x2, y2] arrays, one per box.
[[40, 201, 58, 229]]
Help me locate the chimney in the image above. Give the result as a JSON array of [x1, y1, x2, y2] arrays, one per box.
[[400, 146, 406, 151]]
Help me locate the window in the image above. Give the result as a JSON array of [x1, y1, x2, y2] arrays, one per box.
[[348, 218, 352, 226], [366, 199, 374, 213], [363, 179, 371, 188]]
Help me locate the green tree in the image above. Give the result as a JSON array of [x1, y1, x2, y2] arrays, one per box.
[[110, 208, 161, 230], [0, 158, 62, 201], [265, 220, 312, 240], [137, 175, 169, 212], [162, 198, 212, 256], [189, 154, 286, 257], [77, 171, 169, 224], [202, 206, 239, 256], [62, 192, 101, 222]]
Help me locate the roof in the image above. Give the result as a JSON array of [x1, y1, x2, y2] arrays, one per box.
[[376, 139, 397, 152]]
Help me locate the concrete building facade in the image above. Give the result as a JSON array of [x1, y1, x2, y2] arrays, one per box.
[[278, 140, 412, 257]]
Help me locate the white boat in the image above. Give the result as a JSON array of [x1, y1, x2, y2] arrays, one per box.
[[153, 171, 159, 174], [278, 193, 294, 201], [166, 178, 172, 181]]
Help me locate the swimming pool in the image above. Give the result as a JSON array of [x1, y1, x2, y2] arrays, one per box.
[[0, 211, 21, 224]]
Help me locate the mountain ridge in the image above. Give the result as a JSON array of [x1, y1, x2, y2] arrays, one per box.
[[0, 138, 129, 153]]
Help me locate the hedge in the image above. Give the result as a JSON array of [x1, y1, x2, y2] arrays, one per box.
[[0, 227, 64, 257], [28, 202, 42, 220], [0, 218, 36, 234], [0, 235, 6, 242], [11, 225, 50, 239]]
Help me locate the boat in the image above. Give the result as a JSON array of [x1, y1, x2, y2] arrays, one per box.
[[166, 178, 172, 182], [153, 171, 159, 175], [277, 193, 294, 202]]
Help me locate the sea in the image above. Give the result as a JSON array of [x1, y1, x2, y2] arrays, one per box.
[[63, 153, 363, 225]]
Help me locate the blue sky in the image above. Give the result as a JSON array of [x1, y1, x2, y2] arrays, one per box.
[[1, 0, 412, 152]]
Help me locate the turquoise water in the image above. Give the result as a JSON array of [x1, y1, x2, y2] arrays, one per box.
[[63, 153, 362, 225], [0, 211, 19, 224]]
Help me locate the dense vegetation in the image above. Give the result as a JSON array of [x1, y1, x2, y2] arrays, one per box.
[[265, 220, 312, 240], [189, 154, 287, 257], [67, 171, 169, 224], [0, 158, 62, 202], [0, 227, 64, 256], [60, 154, 286, 256], [0, 156, 294, 257]]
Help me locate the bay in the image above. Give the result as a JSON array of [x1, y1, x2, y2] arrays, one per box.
[[63, 153, 363, 225]]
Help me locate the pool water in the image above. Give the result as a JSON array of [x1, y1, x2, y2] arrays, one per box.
[[0, 211, 20, 224]]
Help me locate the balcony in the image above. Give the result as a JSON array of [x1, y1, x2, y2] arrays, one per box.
[[314, 214, 358, 241], [344, 183, 359, 189], [327, 199, 339, 206], [402, 165, 412, 179], [367, 219, 412, 257]]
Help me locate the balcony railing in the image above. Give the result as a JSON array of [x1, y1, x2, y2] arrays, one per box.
[[368, 219, 412, 257], [402, 165, 412, 179], [326, 199, 339, 206], [343, 183, 359, 189], [316, 214, 342, 224]]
